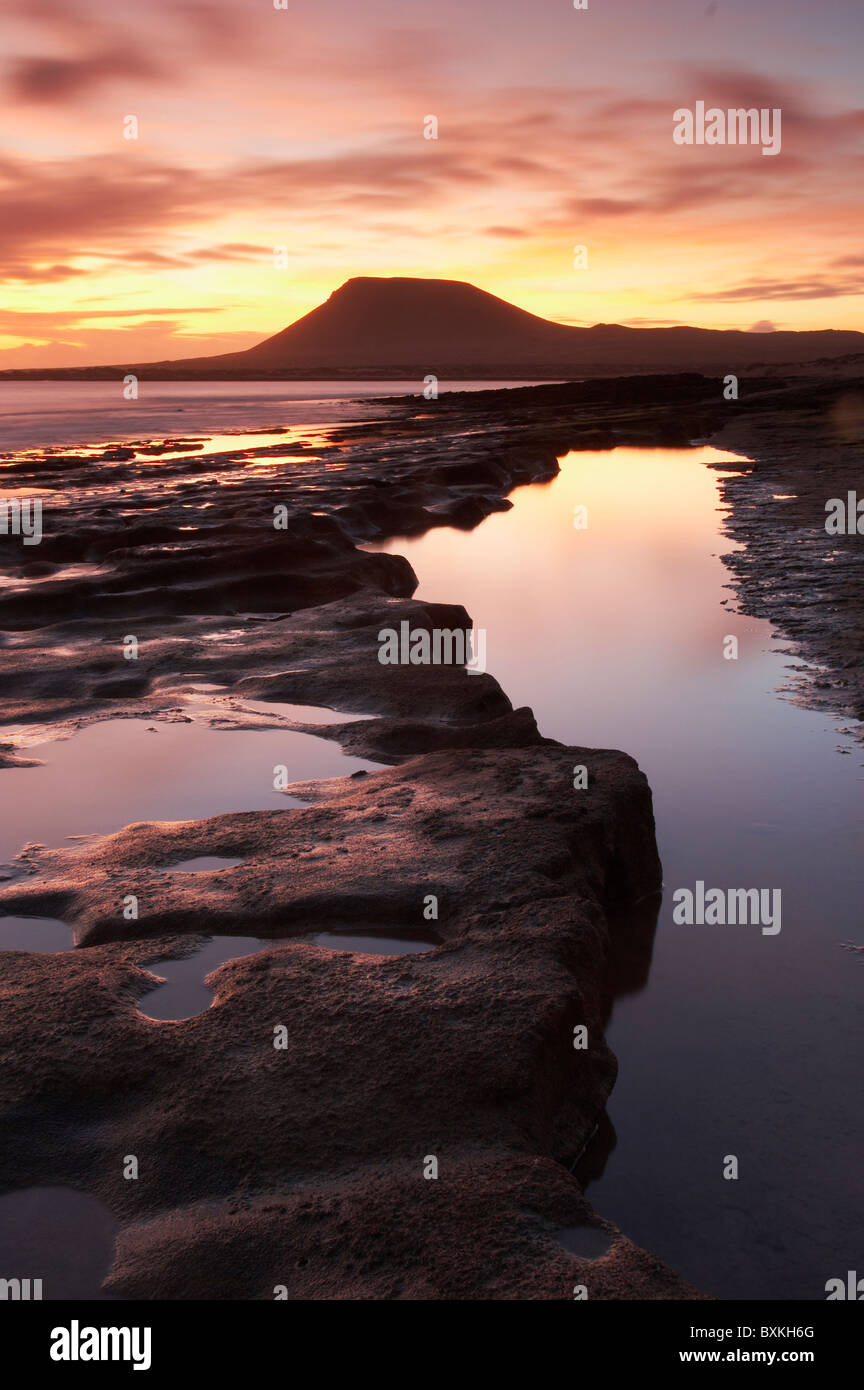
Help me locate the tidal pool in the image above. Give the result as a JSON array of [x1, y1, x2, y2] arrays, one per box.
[[0, 1186, 119, 1300], [0, 914, 72, 952], [138, 934, 275, 1021], [0, 713, 379, 867], [138, 927, 442, 1020], [375, 445, 864, 1300]]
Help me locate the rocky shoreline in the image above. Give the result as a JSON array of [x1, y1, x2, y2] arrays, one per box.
[[1, 370, 859, 1298], [711, 385, 864, 743]]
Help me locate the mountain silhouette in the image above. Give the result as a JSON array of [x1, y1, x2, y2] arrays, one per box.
[[5, 276, 864, 378], [227, 276, 580, 370]]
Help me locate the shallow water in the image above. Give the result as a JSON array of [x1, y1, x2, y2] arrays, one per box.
[[138, 934, 275, 1020], [0, 1186, 119, 1299], [139, 927, 441, 1020], [229, 698, 374, 725], [0, 380, 560, 452], [554, 1225, 614, 1260], [0, 713, 378, 866], [0, 914, 71, 952], [378, 445, 864, 1300]]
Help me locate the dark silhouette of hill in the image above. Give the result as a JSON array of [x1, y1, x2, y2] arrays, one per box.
[[4, 276, 863, 378]]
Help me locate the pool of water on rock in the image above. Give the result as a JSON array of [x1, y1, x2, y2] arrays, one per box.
[[0, 699, 441, 1017], [0, 1186, 120, 1300], [138, 928, 441, 1021], [0, 913, 441, 1024], [372, 444, 864, 1301], [0, 914, 72, 952], [0, 709, 386, 1014], [0, 712, 378, 867]]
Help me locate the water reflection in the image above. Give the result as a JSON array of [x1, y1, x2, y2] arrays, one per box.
[[378, 446, 864, 1300], [0, 914, 72, 953], [0, 1186, 119, 1300], [0, 715, 378, 864]]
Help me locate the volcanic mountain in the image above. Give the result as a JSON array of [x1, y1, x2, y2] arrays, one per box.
[[6, 276, 864, 378]]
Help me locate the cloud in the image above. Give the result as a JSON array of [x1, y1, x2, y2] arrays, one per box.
[[573, 197, 643, 217], [2, 18, 863, 355], [565, 160, 787, 222], [104, 251, 192, 269], [0, 145, 498, 281], [2, 58, 861, 268], [0, 306, 230, 334], [2, 262, 89, 283], [4, 2, 459, 120], [698, 274, 864, 301], [485, 226, 528, 238], [186, 243, 270, 261], [0, 321, 262, 370], [9, 47, 170, 102]]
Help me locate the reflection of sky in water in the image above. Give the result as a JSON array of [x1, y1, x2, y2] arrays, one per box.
[[0, 715, 378, 864], [380, 446, 864, 1301], [138, 934, 275, 1021], [0, 1187, 119, 1300], [0, 563, 111, 591], [0, 915, 71, 952], [0, 380, 555, 452], [138, 927, 441, 1021]]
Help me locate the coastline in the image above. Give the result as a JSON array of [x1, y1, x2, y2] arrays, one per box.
[[1, 371, 860, 1298]]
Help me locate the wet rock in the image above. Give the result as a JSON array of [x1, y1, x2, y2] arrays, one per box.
[[712, 379, 864, 740], [0, 740, 682, 1299], [1, 371, 764, 1300]]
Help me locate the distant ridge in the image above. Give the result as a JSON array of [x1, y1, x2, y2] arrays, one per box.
[[4, 276, 864, 379]]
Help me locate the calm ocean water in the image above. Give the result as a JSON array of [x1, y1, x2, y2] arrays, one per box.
[[0, 379, 558, 452]]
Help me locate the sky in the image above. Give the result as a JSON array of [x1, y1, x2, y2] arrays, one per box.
[[1, 0, 863, 367]]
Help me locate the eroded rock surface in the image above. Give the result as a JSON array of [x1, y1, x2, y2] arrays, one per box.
[[0, 735, 702, 1297], [712, 382, 864, 742], [4, 372, 801, 1299]]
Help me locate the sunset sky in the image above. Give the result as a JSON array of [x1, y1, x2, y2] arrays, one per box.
[[2, 0, 863, 367]]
